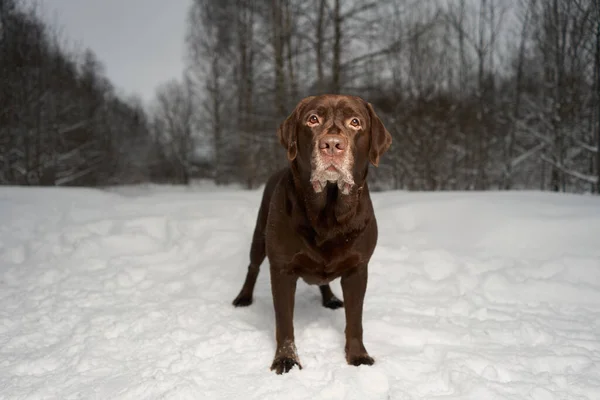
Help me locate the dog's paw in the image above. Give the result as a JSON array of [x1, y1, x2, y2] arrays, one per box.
[[322, 296, 344, 310], [347, 354, 375, 367], [232, 294, 252, 307], [270, 357, 302, 374]]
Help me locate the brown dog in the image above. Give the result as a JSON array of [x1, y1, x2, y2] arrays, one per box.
[[232, 94, 392, 374]]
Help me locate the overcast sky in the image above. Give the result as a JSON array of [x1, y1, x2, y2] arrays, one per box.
[[36, 0, 191, 103]]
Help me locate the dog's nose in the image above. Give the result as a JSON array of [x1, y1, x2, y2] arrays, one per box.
[[319, 135, 347, 156]]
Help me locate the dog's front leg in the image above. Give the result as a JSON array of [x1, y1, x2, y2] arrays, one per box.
[[341, 265, 374, 366], [269, 265, 301, 374]]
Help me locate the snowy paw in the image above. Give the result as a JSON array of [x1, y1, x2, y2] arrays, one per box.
[[347, 353, 375, 367], [323, 296, 344, 310], [270, 356, 302, 374]]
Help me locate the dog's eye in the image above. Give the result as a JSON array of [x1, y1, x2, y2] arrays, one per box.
[[350, 118, 360, 127], [308, 115, 319, 125]]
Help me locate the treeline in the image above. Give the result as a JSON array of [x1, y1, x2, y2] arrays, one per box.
[[0, 0, 196, 186], [183, 0, 600, 193], [2, 0, 599, 194]]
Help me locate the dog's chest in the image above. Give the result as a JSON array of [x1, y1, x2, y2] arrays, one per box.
[[289, 251, 361, 285]]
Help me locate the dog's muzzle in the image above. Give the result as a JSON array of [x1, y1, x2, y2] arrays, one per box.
[[310, 134, 355, 195]]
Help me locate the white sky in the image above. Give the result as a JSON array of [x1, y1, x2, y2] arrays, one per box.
[[35, 0, 191, 103]]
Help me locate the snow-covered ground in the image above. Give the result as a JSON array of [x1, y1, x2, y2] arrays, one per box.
[[1, 184, 599, 399]]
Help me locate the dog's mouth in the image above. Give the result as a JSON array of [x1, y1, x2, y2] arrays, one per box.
[[309, 139, 355, 195], [310, 162, 355, 195], [311, 180, 353, 195]]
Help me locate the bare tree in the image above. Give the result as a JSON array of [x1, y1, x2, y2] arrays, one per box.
[[186, 0, 235, 184], [152, 78, 195, 185], [315, 0, 327, 93]]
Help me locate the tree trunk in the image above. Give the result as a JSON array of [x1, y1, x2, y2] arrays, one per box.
[[284, 1, 297, 100], [475, 0, 488, 190], [550, 0, 563, 192], [505, 4, 530, 190], [315, 0, 326, 94], [596, 0, 600, 193], [331, 0, 342, 93], [211, 57, 223, 185], [237, 0, 256, 188], [272, 0, 287, 168]]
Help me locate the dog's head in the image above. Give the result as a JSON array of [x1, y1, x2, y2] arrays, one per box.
[[278, 94, 392, 195]]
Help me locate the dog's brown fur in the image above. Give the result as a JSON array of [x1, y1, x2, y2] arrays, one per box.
[[232, 94, 392, 374]]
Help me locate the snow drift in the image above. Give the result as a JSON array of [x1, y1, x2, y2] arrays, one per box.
[[1, 184, 599, 399]]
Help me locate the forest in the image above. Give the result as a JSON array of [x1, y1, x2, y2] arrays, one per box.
[[1, 0, 599, 193]]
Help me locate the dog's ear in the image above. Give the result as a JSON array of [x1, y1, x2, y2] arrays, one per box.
[[277, 113, 298, 161], [277, 96, 315, 161], [366, 102, 392, 167]]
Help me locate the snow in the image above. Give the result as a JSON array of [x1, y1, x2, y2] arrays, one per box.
[[1, 184, 600, 399]]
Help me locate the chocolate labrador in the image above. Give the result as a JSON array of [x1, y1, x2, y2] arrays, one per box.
[[232, 94, 392, 374]]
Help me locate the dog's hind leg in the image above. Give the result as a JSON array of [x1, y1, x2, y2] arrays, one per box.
[[232, 203, 268, 307], [319, 284, 344, 309], [232, 232, 265, 307], [232, 171, 282, 307]]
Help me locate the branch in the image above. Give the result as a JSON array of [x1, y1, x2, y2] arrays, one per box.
[[540, 155, 599, 184], [55, 164, 98, 186], [340, 2, 379, 21], [574, 139, 599, 153], [511, 142, 547, 168], [58, 121, 88, 135]]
